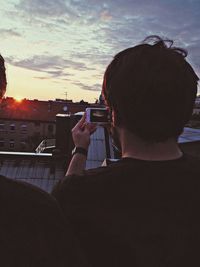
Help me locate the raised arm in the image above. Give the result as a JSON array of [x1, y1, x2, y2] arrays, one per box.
[[66, 114, 96, 176]]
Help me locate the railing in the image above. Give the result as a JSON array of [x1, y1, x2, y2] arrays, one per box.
[[35, 139, 55, 153]]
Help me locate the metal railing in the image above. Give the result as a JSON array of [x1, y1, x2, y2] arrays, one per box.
[[35, 139, 55, 153]]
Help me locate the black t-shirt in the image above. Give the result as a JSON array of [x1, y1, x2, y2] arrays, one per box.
[[0, 175, 87, 267], [53, 154, 200, 267]]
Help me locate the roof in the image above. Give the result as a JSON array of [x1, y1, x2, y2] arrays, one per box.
[[0, 126, 114, 192], [0, 97, 93, 122], [178, 127, 200, 143], [86, 126, 114, 169], [0, 126, 200, 192], [0, 152, 66, 192]]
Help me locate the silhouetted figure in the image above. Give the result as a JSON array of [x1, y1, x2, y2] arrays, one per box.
[[53, 36, 200, 267], [0, 55, 88, 267]]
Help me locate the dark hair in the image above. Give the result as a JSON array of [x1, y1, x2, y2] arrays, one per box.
[[0, 54, 7, 98], [102, 36, 199, 142]]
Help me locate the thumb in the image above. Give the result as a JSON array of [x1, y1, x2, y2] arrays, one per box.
[[85, 123, 97, 134]]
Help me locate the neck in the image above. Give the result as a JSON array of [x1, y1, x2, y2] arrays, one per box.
[[119, 128, 183, 161]]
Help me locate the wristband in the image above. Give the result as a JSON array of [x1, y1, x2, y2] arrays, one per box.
[[72, 147, 88, 157]]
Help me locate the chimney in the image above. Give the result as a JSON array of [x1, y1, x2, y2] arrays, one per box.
[[55, 114, 80, 164]]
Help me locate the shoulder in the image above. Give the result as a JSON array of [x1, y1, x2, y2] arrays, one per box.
[[72, 160, 124, 182], [181, 154, 200, 173], [0, 175, 59, 210], [0, 175, 64, 240], [53, 160, 126, 197], [0, 176, 87, 267]]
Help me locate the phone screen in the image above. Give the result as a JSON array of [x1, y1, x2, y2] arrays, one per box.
[[90, 109, 109, 123]]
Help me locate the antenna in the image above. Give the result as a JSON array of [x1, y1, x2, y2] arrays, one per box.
[[60, 91, 68, 101], [64, 91, 68, 100]]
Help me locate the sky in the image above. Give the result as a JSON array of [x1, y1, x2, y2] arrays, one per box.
[[0, 0, 199, 103]]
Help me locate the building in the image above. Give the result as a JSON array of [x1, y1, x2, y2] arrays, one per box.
[[195, 95, 200, 106], [0, 113, 113, 192], [0, 97, 92, 152], [0, 114, 200, 193], [193, 96, 200, 115], [178, 127, 200, 158]]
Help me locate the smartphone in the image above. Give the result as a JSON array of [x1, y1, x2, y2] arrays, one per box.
[[86, 108, 110, 125]]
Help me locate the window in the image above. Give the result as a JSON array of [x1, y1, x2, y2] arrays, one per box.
[[10, 123, 15, 131], [0, 123, 5, 131], [9, 139, 14, 148], [20, 141, 26, 150], [21, 124, 27, 134], [0, 138, 4, 147], [20, 137, 27, 143]]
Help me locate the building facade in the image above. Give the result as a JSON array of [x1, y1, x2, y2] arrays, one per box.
[[0, 119, 55, 151], [0, 97, 92, 152]]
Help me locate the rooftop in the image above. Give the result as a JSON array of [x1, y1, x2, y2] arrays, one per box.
[[0, 126, 200, 192], [178, 127, 200, 143], [0, 152, 66, 192], [0, 97, 93, 122]]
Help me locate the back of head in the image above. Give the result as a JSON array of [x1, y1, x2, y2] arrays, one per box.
[[102, 36, 199, 142], [0, 54, 7, 99]]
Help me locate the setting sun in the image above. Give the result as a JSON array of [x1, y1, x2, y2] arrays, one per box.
[[14, 96, 23, 103]]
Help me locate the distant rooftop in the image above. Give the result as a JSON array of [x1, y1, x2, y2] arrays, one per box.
[[178, 127, 200, 143], [86, 126, 114, 169], [0, 152, 66, 192], [0, 97, 94, 122]]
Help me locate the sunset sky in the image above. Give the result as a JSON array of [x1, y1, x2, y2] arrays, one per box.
[[0, 0, 200, 103]]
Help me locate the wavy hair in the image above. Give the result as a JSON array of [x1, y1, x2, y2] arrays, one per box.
[[102, 36, 199, 142]]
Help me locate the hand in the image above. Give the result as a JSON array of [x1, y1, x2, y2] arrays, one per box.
[[71, 114, 97, 150]]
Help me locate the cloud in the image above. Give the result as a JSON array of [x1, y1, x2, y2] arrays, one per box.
[[1, 0, 200, 101], [73, 81, 101, 92], [0, 29, 21, 38], [100, 10, 112, 22], [6, 55, 92, 77], [187, 44, 200, 75], [71, 51, 111, 68], [16, 0, 77, 17], [16, 0, 112, 27], [33, 76, 49, 80]]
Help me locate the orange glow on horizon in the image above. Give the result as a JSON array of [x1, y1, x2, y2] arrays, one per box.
[[14, 96, 23, 103]]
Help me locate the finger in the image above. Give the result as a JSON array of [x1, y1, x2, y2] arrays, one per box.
[[73, 113, 86, 131], [85, 123, 97, 134]]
